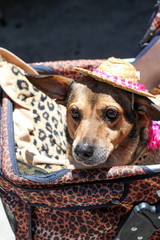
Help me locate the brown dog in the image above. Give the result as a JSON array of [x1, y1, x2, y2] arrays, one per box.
[[26, 58, 160, 168]]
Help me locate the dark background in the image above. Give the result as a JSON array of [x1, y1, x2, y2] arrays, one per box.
[[0, 0, 156, 63]]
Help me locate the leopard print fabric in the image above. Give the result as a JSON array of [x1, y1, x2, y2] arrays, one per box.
[[16, 71, 67, 156], [7, 64, 68, 172]]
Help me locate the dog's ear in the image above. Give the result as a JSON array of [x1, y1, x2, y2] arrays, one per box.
[[25, 73, 73, 105], [135, 96, 160, 120]]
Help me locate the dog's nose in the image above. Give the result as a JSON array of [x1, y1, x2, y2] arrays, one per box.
[[74, 143, 94, 160]]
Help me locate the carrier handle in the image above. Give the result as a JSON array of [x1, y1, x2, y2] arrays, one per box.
[[114, 189, 160, 240]]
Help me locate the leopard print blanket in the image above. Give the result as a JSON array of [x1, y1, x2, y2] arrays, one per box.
[[0, 57, 68, 173]]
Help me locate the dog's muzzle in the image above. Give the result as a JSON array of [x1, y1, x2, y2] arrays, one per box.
[[73, 142, 107, 166]]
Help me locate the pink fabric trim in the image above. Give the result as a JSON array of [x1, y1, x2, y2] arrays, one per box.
[[93, 69, 149, 93], [147, 121, 160, 150]]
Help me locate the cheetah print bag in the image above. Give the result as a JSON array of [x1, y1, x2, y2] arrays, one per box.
[[1, 47, 160, 240]]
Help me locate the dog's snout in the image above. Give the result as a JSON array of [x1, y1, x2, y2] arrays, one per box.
[[74, 143, 94, 160], [73, 141, 107, 166]]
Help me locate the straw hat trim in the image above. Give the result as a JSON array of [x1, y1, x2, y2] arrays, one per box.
[[75, 67, 155, 98], [93, 69, 148, 92]]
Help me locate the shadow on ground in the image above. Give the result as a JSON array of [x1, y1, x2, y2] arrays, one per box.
[[0, 0, 155, 62]]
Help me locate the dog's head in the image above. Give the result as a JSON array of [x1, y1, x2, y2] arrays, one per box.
[[26, 73, 160, 167]]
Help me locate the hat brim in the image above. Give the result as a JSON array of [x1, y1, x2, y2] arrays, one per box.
[[75, 67, 155, 98]]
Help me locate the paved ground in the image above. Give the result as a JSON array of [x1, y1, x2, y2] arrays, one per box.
[[0, 199, 15, 240], [0, 0, 155, 62], [0, 0, 157, 239]]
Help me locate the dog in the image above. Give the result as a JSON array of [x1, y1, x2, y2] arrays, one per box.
[[26, 57, 160, 168]]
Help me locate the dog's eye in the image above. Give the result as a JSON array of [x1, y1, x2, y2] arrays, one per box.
[[70, 108, 81, 121], [104, 108, 119, 121]]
